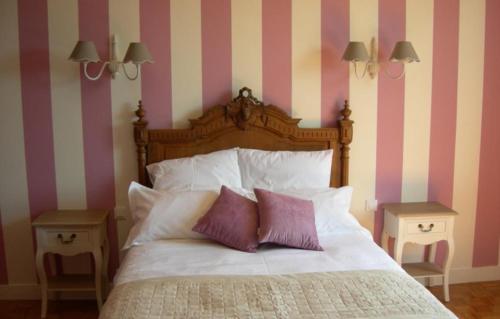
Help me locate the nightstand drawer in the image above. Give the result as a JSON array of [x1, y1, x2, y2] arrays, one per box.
[[46, 230, 90, 247], [407, 220, 446, 234]]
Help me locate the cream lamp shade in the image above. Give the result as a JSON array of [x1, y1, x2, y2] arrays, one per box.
[[123, 42, 154, 64], [389, 41, 420, 63], [342, 42, 369, 62], [68, 41, 100, 63]]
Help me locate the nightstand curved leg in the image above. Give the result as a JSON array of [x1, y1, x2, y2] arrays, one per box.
[[92, 249, 103, 310], [443, 239, 455, 302], [36, 250, 47, 318], [381, 232, 389, 254], [426, 242, 438, 287], [394, 238, 404, 265], [102, 238, 110, 298]]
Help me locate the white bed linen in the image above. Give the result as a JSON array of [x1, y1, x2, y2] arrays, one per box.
[[114, 222, 402, 286]]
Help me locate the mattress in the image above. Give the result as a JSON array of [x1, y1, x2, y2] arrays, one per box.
[[114, 225, 401, 286], [107, 218, 456, 319]]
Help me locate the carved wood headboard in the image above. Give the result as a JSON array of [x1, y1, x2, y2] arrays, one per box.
[[133, 87, 353, 188]]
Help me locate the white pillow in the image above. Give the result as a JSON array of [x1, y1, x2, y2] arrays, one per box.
[[272, 187, 354, 235], [124, 182, 255, 249], [128, 181, 162, 224], [238, 148, 333, 190], [147, 148, 242, 191]]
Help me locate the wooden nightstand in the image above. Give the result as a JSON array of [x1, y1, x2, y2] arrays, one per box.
[[32, 210, 109, 318], [382, 202, 457, 302]]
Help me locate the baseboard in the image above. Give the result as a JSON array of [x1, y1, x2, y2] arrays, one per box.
[[450, 265, 500, 284], [426, 265, 500, 287]]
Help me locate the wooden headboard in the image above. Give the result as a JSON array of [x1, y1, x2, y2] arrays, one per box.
[[133, 87, 353, 188]]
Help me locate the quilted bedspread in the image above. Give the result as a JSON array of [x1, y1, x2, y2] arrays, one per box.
[[100, 270, 456, 319]]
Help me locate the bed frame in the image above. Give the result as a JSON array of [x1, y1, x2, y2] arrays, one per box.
[[133, 87, 353, 188]]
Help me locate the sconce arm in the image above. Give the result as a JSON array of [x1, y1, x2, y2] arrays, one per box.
[[353, 62, 369, 79], [383, 63, 406, 80], [122, 63, 140, 81], [83, 61, 110, 81]]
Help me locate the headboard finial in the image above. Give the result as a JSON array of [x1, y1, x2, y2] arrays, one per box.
[[339, 100, 354, 186], [135, 100, 147, 124], [341, 100, 352, 120], [134, 100, 149, 185]]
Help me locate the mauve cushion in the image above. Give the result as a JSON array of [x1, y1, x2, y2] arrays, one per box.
[[192, 186, 259, 252], [254, 188, 323, 251]]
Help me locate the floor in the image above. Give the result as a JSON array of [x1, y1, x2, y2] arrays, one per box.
[[0, 281, 499, 319], [0, 300, 98, 319], [429, 281, 500, 319]]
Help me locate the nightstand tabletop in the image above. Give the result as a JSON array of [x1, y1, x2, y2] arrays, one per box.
[[32, 210, 109, 227], [382, 202, 457, 217]]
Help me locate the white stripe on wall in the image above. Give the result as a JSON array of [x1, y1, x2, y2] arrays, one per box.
[[347, 0, 378, 232], [0, 0, 37, 284], [48, 0, 89, 274], [171, 0, 202, 128], [231, 0, 262, 100], [291, 0, 321, 128], [401, 0, 433, 203], [452, 0, 485, 269], [109, 0, 141, 252], [400, 0, 434, 263], [48, 0, 87, 209]]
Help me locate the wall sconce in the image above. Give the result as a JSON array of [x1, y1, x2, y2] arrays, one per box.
[[342, 38, 419, 79], [69, 35, 153, 81]]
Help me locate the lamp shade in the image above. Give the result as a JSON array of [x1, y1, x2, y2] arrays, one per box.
[[68, 41, 100, 63], [123, 42, 154, 64], [389, 41, 420, 63], [342, 42, 369, 62]]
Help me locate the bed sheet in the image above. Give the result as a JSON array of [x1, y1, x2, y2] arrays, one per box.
[[114, 223, 402, 286]]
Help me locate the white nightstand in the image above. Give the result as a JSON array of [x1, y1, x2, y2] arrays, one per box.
[[32, 210, 109, 318], [382, 202, 457, 302]]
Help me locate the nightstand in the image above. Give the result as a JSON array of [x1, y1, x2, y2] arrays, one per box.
[[32, 210, 109, 318], [382, 202, 457, 302]]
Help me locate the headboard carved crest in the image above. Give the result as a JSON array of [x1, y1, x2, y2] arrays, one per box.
[[225, 87, 266, 130], [133, 87, 354, 187]]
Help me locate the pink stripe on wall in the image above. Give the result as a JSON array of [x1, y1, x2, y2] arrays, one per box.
[[473, 0, 500, 267], [321, 0, 349, 127], [18, 0, 58, 278], [78, 0, 119, 277], [0, 211, 7, 283], [374, 0, 406, 243], [18, 0, 58, 224], [140, 0, 172, 129], [262, 0, 291, 113], [201, 0, 232, 109], [428, 0, 459, 265], [428, 0, 459, 207]]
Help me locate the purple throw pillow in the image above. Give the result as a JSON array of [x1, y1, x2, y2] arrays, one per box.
[[192, 186, 259, 252], [254, 188, 323, 251]]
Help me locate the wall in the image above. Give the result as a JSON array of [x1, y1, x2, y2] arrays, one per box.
[[0, 0, 499, 296]]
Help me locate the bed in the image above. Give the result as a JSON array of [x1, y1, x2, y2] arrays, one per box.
[[100, 88, 455, 318]]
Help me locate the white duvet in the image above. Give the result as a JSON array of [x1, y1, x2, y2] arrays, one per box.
[[114, 220, 402, 286]]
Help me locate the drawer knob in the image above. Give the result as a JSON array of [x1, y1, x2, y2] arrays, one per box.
[[418, 223, 434, 233], [57, 233, 76, 244]]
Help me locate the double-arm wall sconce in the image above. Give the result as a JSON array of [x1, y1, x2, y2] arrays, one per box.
[[342, 38, 419, 79], [69, 35, 153, 81]]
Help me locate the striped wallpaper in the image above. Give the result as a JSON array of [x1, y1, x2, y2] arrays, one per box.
[[0, 0, 499, 290]]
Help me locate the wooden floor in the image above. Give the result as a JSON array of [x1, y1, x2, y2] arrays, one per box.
[[428, 281, 500, 319], [0, 281, 499, 318]]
